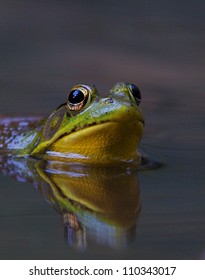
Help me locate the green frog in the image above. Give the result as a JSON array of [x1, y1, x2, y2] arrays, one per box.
[[0, 82, 144, 165]]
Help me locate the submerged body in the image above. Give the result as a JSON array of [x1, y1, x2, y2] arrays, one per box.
[[0, 82, 144, 165]]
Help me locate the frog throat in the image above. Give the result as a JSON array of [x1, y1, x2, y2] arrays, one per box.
[[32, 119, 143, 164]]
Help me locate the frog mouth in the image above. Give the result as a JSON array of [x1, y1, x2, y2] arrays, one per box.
[[47, 120, 144, 164], [57, 118, 144, 141], [31, 117, 144, 161], [54, 121, 112, 142], [61, 120, 111, 137]]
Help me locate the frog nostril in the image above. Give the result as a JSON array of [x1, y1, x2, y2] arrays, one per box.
[[104, 97, 114, 104]]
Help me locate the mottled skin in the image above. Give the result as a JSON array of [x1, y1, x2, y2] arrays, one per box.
[[0, 82, 144, 165], [0, 117, 42, 154]]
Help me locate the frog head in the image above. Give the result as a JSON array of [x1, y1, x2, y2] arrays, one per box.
[[31, 82, 144, 165]]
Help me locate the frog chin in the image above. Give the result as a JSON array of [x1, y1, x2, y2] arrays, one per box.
[[47, 121, 143, 165]]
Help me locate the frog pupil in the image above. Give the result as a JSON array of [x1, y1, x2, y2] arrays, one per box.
[[69, 90, 84, 104], [130, 84, 141, 105]]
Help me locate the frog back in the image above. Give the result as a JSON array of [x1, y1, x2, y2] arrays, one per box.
[[0, 116, 43, 155]]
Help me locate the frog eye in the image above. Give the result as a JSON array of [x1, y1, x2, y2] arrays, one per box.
[[128, 83, 141, 105], [67, 85, 92, 112]]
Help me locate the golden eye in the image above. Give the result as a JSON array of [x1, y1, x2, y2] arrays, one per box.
[[128, 83, 142, 105], [67, 85, 92, 111]]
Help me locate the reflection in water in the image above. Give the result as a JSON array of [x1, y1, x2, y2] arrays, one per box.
[[0, 156, 141, 250]]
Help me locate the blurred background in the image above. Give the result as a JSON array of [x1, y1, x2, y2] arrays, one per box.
[[0, 0, 204, 114], [0, 0, 205, 260]]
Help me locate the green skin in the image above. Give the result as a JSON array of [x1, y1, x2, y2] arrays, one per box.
[[0, 82, 144, 158]]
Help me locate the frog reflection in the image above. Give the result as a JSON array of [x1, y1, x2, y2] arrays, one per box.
[[0, 156, 140, 249]]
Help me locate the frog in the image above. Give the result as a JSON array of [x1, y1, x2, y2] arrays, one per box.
[[0, 82, 144, 165]]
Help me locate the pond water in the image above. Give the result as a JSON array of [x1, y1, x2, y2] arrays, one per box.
[[0, 1, 204, 260]]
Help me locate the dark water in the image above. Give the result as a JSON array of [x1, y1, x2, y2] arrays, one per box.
[[0, 0, 205, 259]]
